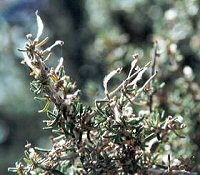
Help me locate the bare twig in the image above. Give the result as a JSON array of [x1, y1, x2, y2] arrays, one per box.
[[108, 61, 151, 99], [149, 41, 160, 112], [126, 71, 158, 108]]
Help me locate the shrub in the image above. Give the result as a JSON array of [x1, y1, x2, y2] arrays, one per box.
[[8, 12, 197, 175]]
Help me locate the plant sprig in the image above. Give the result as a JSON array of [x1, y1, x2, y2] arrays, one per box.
[[8, 11, 197, 175]]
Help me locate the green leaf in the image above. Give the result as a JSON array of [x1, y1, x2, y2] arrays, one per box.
[[8, 167, 18, 173], [144, 133, 156, 142], [23, 158, 32, 165], [38, 99, 51, 113], [127, 116, 144, 125]]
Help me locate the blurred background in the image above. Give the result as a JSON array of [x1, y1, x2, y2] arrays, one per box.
[[0, 0, 200, 174]]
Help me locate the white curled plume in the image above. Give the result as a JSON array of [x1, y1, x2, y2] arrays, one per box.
[[113, 105, 121, 123], [55, 57, 64, 74], [21, 52, 34, 69], [44, 40, 64, 52], [35, 10, 44, 42], [103, 67, 122, 96], [110, 101, 121, 123], [128, 53, 139, 77]]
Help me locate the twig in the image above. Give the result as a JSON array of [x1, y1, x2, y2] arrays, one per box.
[[108, 61, 151, 99], [149, 41, 159, 112], [126, 71, 158, 108]]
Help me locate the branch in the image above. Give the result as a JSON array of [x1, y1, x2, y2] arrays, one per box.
[[107, 61, 151, 99], [125, 71, 158, 107], [149, 41, 160, 112]]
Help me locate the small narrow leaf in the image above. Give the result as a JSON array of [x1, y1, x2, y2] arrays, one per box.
[[8, 167, 18, 173], [43, 52, 52, 62], [38, 100, 51, 113], [34, 96, 46, 102], [36, 37, 49, 48]]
